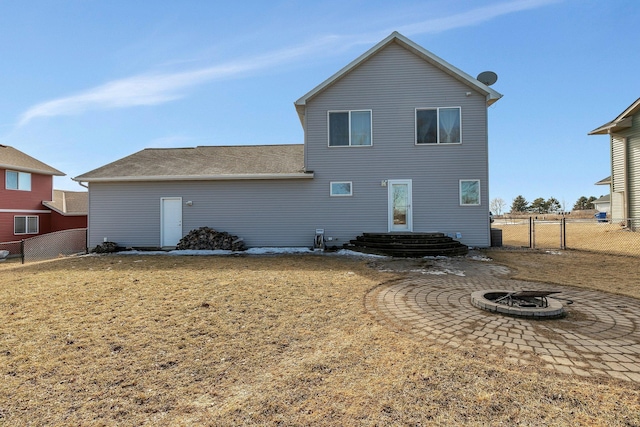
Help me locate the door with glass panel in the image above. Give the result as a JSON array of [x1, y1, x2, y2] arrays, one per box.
[[388, 180, 412, 232]]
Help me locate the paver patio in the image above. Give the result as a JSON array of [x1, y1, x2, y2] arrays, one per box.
[[365, 255, 640, 383]]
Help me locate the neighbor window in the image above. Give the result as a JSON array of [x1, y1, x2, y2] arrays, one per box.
[[6, 170, 31, 191], [460, 180, 480, 205], [416, 107, 461, 144], [330, 181, 353, 196], [14, 216, 38, 234], [328, 110, 372, 146]]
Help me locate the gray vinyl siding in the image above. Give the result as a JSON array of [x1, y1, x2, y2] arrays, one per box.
[[303, 42, 491, 246], [88, 180, 320, 248], [87, 41, 494, 249], [625, 115, 640, 219], [611, 135, 626, 193], [611, 135, 626, 221]]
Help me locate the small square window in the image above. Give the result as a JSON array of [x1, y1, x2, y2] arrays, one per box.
[[460, 180, 480, 205], [330, 181, 352, 196]]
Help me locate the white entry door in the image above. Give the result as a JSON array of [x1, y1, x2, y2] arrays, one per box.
[[161, 197, 183, 247], [388, 180, 413, 232]]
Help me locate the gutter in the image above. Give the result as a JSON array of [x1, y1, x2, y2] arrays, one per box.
[[72, 172, 315, 183]]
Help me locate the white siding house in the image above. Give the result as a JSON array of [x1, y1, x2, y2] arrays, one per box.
[[590, 97, 640, 227]]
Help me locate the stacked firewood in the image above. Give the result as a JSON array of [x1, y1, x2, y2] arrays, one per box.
[[93, 241, 120, 253], [176, 227, 246, 251]]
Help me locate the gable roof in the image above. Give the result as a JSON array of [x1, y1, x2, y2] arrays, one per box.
[[73, 144, 311, 182], [0, 144, 64, 176], [43, 190, 88, 215], [589, 97, 640, 135], [595, 176, 611, 185], [592, 194, 610, 204], [294, 31, 503, 125]]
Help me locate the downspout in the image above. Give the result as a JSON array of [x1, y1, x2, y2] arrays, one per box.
[[77, 181, 89, 189]]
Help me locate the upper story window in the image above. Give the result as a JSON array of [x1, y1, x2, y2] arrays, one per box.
[[6, 170, 31, 191], [328, 110, 372, 147], [416, 107, 461, 144]]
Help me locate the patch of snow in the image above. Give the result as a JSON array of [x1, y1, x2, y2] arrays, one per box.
[[545, 251, 563, 255], [89, 247, 389, 258], [467, 255, 492, 262]]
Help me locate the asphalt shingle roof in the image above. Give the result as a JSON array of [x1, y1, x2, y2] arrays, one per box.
[[43, 190, 88, 215], [0, 145, 64, 176], [74, 145, 307, 182]]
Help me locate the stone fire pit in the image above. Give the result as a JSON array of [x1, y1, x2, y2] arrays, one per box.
[[471, 289, 567, 319]]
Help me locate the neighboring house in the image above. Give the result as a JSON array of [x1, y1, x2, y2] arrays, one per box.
[[74, 32, 502, 249], [43, 190, 89, 232], [592, 194, 611, 213], [589, 97, 640, 226], [0, 144, 87, 242], [593, 176, 612, 213]]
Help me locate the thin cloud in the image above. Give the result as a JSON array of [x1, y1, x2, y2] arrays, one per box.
[[396, 0, 562, 35], [17, 0, 560, 126]]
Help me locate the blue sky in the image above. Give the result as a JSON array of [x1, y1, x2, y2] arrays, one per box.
[[1, 0, 638, 210]]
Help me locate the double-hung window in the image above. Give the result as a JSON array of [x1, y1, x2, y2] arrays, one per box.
[[416, 107, 461, 144], [14, 216, 38, 234], [328, 110, 372, 146], [460, 180, 480, 206], [6, 170, 31, 191]]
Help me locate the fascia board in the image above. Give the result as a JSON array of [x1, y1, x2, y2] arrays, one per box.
[[589, 116, 633, 135], [589, 98, 640, 135], [0, 164, 65, 176], [294, 31, 502, 109], [73, 173, 315, 183]]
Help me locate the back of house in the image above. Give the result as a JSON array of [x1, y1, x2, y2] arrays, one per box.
[[75, 32, 502, 250]]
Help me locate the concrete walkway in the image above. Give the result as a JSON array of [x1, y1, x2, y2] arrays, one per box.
[[365, 255, 640, 383]]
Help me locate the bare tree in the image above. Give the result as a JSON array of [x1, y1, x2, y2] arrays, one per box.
[[490, 197, 506, 215]]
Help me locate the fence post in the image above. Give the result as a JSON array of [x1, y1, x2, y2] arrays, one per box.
[[561, 217, 566, 250], [20, 240, 25, 264], [529, 217, 534, 249]]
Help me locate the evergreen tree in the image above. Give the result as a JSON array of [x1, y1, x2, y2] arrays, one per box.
[[573, 196, 597, 210], [530, 197, 549, 214], [510, 195, 529, 213]]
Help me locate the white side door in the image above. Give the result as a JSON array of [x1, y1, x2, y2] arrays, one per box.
[[388, 180, 413, 232], [161, 197, 183, 247]]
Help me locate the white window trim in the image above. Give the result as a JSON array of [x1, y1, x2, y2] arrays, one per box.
[[6, 170, 32, 191], [415, 106, 462, 145], [327, 110, 373, 147], [14, 215, 39, 235], [459, 179, 481, 206], [330, 181, 353, 197]]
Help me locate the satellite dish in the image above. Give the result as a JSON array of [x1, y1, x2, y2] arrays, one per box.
[[477, 71, 498, 86]]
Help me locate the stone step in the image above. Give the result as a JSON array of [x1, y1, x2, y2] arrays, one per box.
[[344, 232, 468, 258]]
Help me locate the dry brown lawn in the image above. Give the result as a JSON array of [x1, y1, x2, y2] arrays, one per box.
[[494, 220, 640, 257], [1, 252, 639, 426]]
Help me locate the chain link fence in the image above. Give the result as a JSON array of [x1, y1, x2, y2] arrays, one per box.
[[0, 240, 22, 260], [0, 228, 87, 263], [493, 218, 640, 256]]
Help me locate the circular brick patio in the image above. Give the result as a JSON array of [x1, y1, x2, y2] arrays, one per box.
[[365, 256, 640, 383]]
